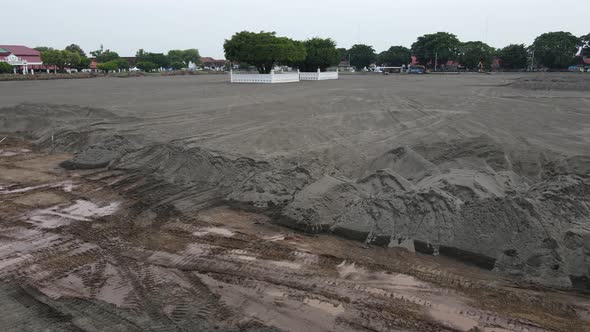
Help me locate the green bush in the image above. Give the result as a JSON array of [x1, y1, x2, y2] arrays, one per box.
[[0, 62, 14, 74]]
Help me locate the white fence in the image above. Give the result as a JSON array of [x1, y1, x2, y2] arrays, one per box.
[[230, 70, 300, 84], [230, 68, 339, 83], [299, 69, 339, 81]]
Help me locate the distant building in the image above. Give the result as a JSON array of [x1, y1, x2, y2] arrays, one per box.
[[120, 57, 137, 66], [0, 45, 45, 73], [89, 58, 98, 72], [575, 47, 590, 67], [338, 60, 353, 71], [200, 57, 227, 70]]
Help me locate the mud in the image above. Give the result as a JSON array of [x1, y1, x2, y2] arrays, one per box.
[[1, 73, 590, 330], [1, 140, 589, 331]]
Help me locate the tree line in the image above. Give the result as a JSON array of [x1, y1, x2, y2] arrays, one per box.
[[224, 31, 590, 73], [340, 31, 590, 70], [34, 44, 201, 73]]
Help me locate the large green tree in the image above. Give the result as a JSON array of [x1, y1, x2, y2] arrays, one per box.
[[411, 32, 461, 67], [97, 61, 118, 73], [498, 44, 528, 69], [136, 61, 157, 72], [34, 46, 53, 52], [224, 31, 306, 74], [457, 41, 496, 70], [348, 44, 375, 69], [65, 44, 86, 57], [170, 61, 185, 70], [181, 49, 201, 64], [531, 31, 580, 69], [76, 56, 91, 71], [112, 58, 130, 70], [168, 49, 201, 66], [91, 45, 120, 63], [63, 51, 81, 69], [377, 46, 411, 66], [40, 50, 63, 73], [137, 52, 169, 68], [298, 38, 339, 72], [337, 48, 348, 61], [41, 50, 80, 72]]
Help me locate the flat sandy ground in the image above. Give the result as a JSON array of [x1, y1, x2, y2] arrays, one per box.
[[2, 73, 588, 177]]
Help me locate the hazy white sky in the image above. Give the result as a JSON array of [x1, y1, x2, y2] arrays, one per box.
[[4, 0, 587, 58]]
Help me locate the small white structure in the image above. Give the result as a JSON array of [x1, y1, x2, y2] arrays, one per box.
[[230, 69, 300, 84], [299, 68, 339, 81]]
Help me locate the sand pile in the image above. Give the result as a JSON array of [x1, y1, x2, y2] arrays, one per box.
[[285, 142, 590, 288], [1, 103, 589, 289], [510, 73, 590, 90]]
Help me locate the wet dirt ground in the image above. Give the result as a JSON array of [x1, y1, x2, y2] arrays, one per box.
[[1, 137, 589, 331]]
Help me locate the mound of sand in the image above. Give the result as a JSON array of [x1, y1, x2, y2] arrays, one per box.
[[2, 102, 590, 289], [510, 73, 590, 90]]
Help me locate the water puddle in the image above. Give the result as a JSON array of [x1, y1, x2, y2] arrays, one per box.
[[0, 151, 19, 157], [0, 148, 31, 157], [26, 200, 120, 228], [226, 249, 257, 261], [336, 261, 367, 280], [429, 308, 478, 331], [61, 200, 120, 218], [268, 260, 302, 270], [265, 289, 285, 297], [0, 180, 77, 194], [193, 227, 235, 237], [234, 255, 257, 261], [263, 234, 286, 242], [303, 298, 345, 316]]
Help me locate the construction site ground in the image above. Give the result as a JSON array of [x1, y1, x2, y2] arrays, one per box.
[[1, 137, 589, 332]]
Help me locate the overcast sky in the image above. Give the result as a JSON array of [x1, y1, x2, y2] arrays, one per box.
[[3, 0, 587, 58]]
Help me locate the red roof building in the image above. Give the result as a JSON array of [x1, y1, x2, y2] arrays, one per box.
[[0, 45, 45, 73], [200, 57, 226, 70]]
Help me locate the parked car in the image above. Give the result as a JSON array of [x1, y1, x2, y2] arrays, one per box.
[[408, 65, 425, 74]]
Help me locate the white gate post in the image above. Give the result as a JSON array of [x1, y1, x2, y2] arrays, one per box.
[[230, 68, 233, 83], [270, 69, 275, 83]]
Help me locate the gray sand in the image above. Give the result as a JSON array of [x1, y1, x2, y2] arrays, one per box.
[[1, 72, 589, 288]]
